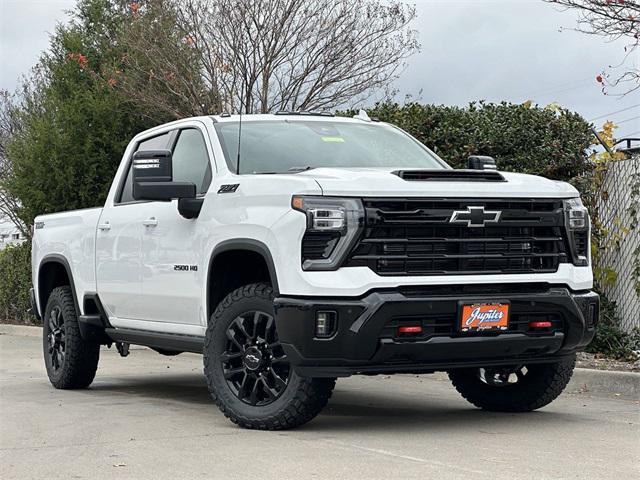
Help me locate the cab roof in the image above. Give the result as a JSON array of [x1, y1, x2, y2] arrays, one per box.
[[210, 111, 378, 124], [132, 111, 381, 141]]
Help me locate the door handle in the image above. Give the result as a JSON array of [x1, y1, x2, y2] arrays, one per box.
[[98, 221, 111, 231], [142, 217, 158, 227]]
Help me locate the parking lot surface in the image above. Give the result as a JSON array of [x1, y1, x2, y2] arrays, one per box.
[[1, 333, 638, 480]]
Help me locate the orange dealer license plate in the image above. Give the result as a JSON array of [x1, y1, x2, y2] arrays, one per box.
[[460, 302, 510, 332]]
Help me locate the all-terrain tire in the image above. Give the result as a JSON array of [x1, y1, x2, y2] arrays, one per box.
[[43, 286, 100, 389], [448, 356, 576, 412], [204, 283, 335, 430]]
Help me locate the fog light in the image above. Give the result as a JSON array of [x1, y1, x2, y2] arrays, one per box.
[[316, 311, 337, 338]]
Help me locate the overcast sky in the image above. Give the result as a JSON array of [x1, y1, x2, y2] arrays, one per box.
[[1, 0, 638, 138]]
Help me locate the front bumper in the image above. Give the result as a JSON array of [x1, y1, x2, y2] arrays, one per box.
[[274, 285, 599, 377]]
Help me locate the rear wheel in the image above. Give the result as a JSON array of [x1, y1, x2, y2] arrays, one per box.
[[204, 283, 335, 430], [43, 286, 100, 389], [448, 356, 576, 412]]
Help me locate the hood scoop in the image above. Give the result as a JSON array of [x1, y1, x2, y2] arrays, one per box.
[[392, 169, 506, 182]]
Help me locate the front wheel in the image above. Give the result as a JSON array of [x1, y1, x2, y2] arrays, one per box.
[[448, 355, 576, 412], [203, 283, 335, 430]]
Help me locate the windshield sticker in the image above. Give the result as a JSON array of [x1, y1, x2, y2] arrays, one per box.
[[321, 136, 345, 143]]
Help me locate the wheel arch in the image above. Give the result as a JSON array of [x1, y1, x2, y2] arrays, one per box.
[[37, 254, 79, 317], [206, 239, 279, 320]]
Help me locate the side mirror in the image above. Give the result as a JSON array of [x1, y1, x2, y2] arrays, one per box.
[[468, 155, 497, 171], [132, 150, 196, 201]]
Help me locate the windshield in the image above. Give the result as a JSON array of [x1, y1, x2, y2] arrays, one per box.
[[214, 120, 448, 174]]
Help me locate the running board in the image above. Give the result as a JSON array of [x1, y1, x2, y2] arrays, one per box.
[[104, 328, 205, 354]]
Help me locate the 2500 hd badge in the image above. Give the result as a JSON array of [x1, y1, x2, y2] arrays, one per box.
[[174, 264, 198, 272]]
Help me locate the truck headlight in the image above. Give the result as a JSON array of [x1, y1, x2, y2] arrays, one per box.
[[292, 196, 364, 270], [563, 197, 590, 266]]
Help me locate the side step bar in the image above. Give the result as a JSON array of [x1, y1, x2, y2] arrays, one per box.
[[104, 328, 205, 354]]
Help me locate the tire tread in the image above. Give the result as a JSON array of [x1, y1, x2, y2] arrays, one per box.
[[448, 356, 576, 412]]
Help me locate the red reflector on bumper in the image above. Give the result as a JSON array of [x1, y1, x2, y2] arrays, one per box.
[[398, 325, 423, 334], [529, 321, 552, 329]]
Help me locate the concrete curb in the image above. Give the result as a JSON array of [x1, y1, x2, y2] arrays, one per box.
[[2, 323, 638, 398], [569, 368, 639, 398]]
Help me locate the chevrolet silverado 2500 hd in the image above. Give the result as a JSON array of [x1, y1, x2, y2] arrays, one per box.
[[31, 111, 599, 430]]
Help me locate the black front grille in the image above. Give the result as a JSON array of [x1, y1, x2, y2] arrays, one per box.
[[345, 198, 569, 275]]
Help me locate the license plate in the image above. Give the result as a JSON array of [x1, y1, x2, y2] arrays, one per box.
[[460, 302, 509, 332]]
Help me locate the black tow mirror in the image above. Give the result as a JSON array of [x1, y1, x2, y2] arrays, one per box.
[[468, 155, 497, 171], [132, 150, 196, 201]]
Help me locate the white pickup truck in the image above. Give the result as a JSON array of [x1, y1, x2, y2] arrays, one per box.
[[31, 111, 599, 430]]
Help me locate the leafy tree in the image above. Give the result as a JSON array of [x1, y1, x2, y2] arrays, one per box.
[[3, 0, 162, 227]]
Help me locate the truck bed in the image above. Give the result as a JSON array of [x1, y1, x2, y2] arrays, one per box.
[[32, 207, 103, 316]]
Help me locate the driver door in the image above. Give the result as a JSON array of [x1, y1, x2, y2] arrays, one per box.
[[138, 126, 213, 326]]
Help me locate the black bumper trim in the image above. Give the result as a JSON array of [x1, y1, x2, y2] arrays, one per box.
[[274, 287, 599, 377]]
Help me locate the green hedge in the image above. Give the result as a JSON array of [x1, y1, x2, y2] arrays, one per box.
[[0, 242, 34, 324], [361, 101, 594, 183], [586, 294, 640, 360]]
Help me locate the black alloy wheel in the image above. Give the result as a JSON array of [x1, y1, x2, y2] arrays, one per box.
[[204, 283, 336, 430], [478, 365, 529, 387], [43, 286, 100, 389], [46, 305, 66, 373], [222, 310, 291, 406]]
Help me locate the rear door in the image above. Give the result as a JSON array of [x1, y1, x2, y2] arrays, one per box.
[[95, 131, 173, 320]]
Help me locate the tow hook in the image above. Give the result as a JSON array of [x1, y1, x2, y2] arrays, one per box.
[[116, 342, 130, 357]]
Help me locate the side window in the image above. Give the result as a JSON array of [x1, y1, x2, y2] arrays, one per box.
[[172, 129, 212, 194], [118, 132, 171, 203]]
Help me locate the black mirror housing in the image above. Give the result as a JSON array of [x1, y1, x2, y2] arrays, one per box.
[[132, 149, 196, 201], [468, 155, 497, 171]]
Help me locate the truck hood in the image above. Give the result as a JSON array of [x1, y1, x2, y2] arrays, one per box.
[[297, 168, 578, 198]]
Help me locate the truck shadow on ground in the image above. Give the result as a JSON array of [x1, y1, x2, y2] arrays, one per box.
[[89, 372, 575, 432], [312, 389, 573, 432]]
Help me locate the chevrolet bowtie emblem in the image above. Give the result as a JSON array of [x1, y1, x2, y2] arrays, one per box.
[[449, 206, 501, 227]]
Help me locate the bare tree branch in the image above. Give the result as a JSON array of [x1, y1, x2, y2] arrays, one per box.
[[118, 0, 419, 115], [111, 0, 223, 121], [0, 90, 30, 240], [545, 0, 640, 95]]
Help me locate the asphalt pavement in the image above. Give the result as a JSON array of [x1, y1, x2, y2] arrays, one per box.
[[1, 332, 638, 480]]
